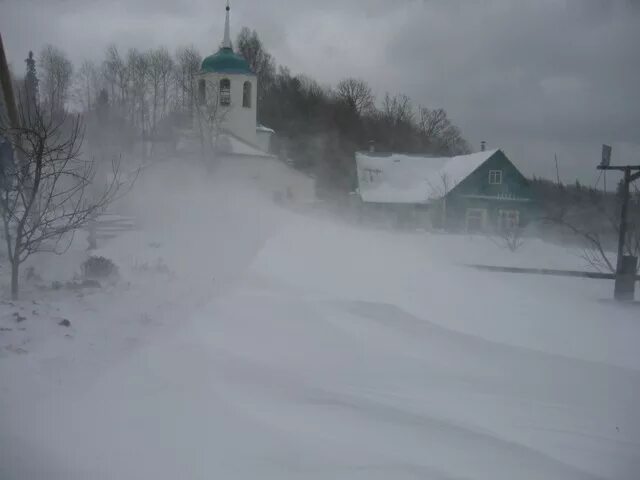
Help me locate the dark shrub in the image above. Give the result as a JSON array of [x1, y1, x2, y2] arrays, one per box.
[[82, 256, 118, 279]]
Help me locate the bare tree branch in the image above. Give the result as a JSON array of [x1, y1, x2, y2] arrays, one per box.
[[336, 78, 374, 115]]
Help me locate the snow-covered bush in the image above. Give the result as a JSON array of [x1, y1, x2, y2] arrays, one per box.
[[133, 257, 174, 278], [82, 256, 119, 280]]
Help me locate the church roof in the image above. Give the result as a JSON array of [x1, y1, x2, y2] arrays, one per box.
[[201, 2, 254, 75], [201, 47, 254, 75]]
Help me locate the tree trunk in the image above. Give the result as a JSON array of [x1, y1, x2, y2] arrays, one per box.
[[11, 259, 19, 300]]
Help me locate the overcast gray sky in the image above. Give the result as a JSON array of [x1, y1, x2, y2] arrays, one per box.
[[1, 0, 639, 183]]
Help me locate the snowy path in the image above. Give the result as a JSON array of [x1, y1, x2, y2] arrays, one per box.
[[7, 284, 640, 479]]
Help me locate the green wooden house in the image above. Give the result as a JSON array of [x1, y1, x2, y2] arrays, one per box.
[[355, 149, 535, 232]]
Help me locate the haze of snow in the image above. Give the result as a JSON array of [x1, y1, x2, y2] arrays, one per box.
[[1, 155, 639, 480]]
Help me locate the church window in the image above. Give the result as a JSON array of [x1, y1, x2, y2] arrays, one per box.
[[242, 81, 252, 108], [220, 78, 231, 106]]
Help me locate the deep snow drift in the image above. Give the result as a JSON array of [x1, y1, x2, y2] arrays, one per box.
[[1, 157, 639, 480]]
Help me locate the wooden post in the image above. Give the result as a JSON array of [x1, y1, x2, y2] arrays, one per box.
[[599, 160, 640, 301], [615, 255, 637, 302], [616, 166, 631, 273]]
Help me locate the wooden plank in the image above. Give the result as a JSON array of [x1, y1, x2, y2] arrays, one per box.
[[466, 264, 633, 280]]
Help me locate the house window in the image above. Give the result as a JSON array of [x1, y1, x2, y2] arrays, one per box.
[[198, 79, 206, 104], [219, 78, 231, 106], [361, 168, 382, 183], [488, 170, 503, 185], [466, 208, 487, 232], [498, 209, 520, 230], [242, 81, 252, 108]]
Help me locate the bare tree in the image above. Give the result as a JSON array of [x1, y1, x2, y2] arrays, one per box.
[[157, 49, 174, 122], [298, 75, 327, 101], [336, 78, 374, 115], [424, 173, 453, 229], [126, 48, 149, 135], [147, 47, 174, 135], [102, 44, 128, 105], [544, 187, 640, 273], [193, 79, 228, 159], [174, 46, 202, 115], [381, 93, 414, 126], [418, 107, 470, 155], [39, 44, 73, 115], [418, 107, 448, 140], [235, 28, 275, 104], [75, 59, 100, 111], [490, 227, 525, 252], [0, 99, 126, 299]]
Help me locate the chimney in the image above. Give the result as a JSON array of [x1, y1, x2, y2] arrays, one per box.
[[480, 141, 486, 152], [369, 140, 375, 153]]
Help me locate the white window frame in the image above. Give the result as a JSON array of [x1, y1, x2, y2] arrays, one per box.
[[361, 167, 382, 184], [488, 170, 503, 185], [219, 78, 231, 106], [466, 208, 487, 232], [498, 209, 520, 230]]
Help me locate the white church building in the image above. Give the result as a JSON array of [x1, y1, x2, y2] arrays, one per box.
[[179, 1, 315, 204], [194, 1, 273, 155]]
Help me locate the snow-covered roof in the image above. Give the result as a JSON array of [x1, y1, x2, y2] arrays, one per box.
[[256, 124, 275, 134], [217, 133, 274, 157], [356, 149, 500, 204]]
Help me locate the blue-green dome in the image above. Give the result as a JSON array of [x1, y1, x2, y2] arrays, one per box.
[[201, 47, 254, 75]]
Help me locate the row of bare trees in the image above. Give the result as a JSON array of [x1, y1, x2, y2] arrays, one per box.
[[10, 43, 205, 145], [7, 29, 471, 201], [75, 44, 203, 139]]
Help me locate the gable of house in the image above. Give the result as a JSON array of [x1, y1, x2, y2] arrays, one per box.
[[448, 150, 532, 201]]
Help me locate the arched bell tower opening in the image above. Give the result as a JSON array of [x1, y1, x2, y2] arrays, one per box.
[[242, 81, 252, 108]]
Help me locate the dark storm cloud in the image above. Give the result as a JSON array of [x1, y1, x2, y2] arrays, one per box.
[[386, 1, 640, 140], [1, 0, 639, 180]]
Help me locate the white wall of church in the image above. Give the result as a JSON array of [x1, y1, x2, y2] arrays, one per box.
[[196, 71, 258, 147], [256, 130, 273, 153]]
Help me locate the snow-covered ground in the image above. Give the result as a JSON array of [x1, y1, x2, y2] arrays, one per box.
[[1, 157, 639, 479]]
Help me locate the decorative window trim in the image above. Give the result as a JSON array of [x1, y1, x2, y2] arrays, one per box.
[[466, 208, 487, 232], [488, 170, 503, 185], [242, 81, 252, 108], [220, 78, 231, 106], [498, 209, 520, 230]]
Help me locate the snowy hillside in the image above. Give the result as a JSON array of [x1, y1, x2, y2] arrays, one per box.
[[1, 157, 639, 480]]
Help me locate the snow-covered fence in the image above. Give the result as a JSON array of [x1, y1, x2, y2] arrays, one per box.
[[86, 213, 136, 249], [468, 264, 636, 280]]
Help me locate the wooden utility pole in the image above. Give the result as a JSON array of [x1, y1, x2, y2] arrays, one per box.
[[616, 167, 631, 272], [598, 145, 640, 301]]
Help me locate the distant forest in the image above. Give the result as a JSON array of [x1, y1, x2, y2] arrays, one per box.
[[9, 28, 621, 208], [7, 28, 470, 195]]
